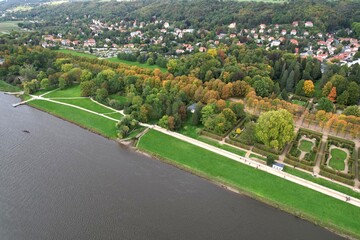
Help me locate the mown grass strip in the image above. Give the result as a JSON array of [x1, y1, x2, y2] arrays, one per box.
[[138, 130, 360, 239], [284, 167, 360, 200], [0, 80, 20, 92], [28, 100, 118, 138], [56, 98, 114, 114], [45, 85, 81, 98]]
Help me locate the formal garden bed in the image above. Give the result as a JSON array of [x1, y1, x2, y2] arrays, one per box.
[[285, 128, 321, 171], [320, 136, 356, 186]]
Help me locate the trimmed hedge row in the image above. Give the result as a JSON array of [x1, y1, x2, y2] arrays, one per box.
[[320, 165, 355, 180], [252, 147, 279, 160], [200, 130, 223, 141], [225, 138, 251, 150], [201, 117, 246, 140], [319, 170, 355, 186], [284, 158, 314, 172], [254, 143, 281, 155], [299, 128, 323, 138]]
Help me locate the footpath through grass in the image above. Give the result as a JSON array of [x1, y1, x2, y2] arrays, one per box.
[[0, 80, 20, 92], [28, 100, 118, 138], [45, 85, 81, 98], [284, 167, 360, 200], [138, 130, 360, 239], [56, 98, 116, 114]]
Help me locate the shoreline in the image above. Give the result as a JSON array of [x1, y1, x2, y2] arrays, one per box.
[[21, 99, 356, 240]]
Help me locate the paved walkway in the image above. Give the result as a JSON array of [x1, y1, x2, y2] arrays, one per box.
[[16, 91, 360, 207]]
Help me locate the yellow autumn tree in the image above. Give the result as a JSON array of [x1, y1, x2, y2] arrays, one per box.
[[303, 80, 315, 97]]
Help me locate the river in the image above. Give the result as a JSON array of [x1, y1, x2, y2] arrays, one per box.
[[0, 94, 344, 240]]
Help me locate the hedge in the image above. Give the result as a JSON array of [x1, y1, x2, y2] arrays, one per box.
[[320, 165, 355, 180], [284, 158, 314, 172], [319, 170, 355, 186], [252, 147, 279, 160], [254, 143, 281, 155], [200, 130, 223, 141], [225, 138, 252, 150]]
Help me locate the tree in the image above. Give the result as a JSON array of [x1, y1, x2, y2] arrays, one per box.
[[266, 155, 275, 166], [317, 97, 334, 112], [253, 76, 274, 97], [40, 78, 50, 90], [286, 70, 295, 92], [303, 80, 315, 97], [343, 106, 360, 117], [95, 88, 108, 102], [327, 87, 337, 102], [116, 115, 139, 139], [229, 102, 245, 119], [295, 80, 305, 96], [347, 82, 360, 105], [159, 115, 169, 129], [80, 80, 96, 97], [201, 104, 215, 125], [322, 81, 333, 97], [192, 103, 202, 125], [280, 89, 288, 100], [255, 109, 295, 150], [336, 90, 349, 105]]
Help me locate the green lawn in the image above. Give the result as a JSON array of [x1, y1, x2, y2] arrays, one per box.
[[0, 80, 20, 92], [291, 99, 307, 106], [56, 98, 114, 114], [27, 100, 118, 138], [107, 57, 167, 73], [0, 21, 23, 34], [108, 94, 129, 104], [298, 139, 314, 152], [250, 153, 266, 161], [45, 85, 81, 98], [54, 49, 167, 72], [329, 148, 348, 171], [56, 49, 98, 58], [138, 130, 360, 238], [284, 167, 360, 200], [103, 112, 123, 120]]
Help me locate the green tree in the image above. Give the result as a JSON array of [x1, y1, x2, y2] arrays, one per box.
[[40, 78, 50, 90], [253, 77, 274, 97], [255, 109, 294, 150], [201, 104, 215, 125], [95, 88, 108, 102], [295, 80, 305, 96], [159, 115, 169, 129], [286, 70, 295, 92], [317, 97, 334, 112], [266, 155, 275, 166], [343, 106, 360, 117], [347, 82, 360, 105], [336, 90, 349, 105], [229, 102, 245, 119]]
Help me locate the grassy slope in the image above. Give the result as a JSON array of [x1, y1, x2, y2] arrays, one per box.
[[55, 49, 167, 72], [284, 167, 360, 199], [0, 80, 20, 92], [109, 94, 129, 104], [28, 100, 118, 138], [45, 85, 81, 98], [138, 130, 360, 238], [107, 57, 167, 73], [56, 98, 115, 114], [0, 21, 22, 34]]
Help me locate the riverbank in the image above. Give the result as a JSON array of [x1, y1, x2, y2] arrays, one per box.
[[18, 91, 359, 239], [137, 129, 360, 239]]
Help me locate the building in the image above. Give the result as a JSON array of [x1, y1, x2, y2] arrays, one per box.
[[272, 163, 284, 171]]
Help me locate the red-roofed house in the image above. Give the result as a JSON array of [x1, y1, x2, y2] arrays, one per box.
[[305, 21, 313, 27], [290, 39, 299, 46]]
